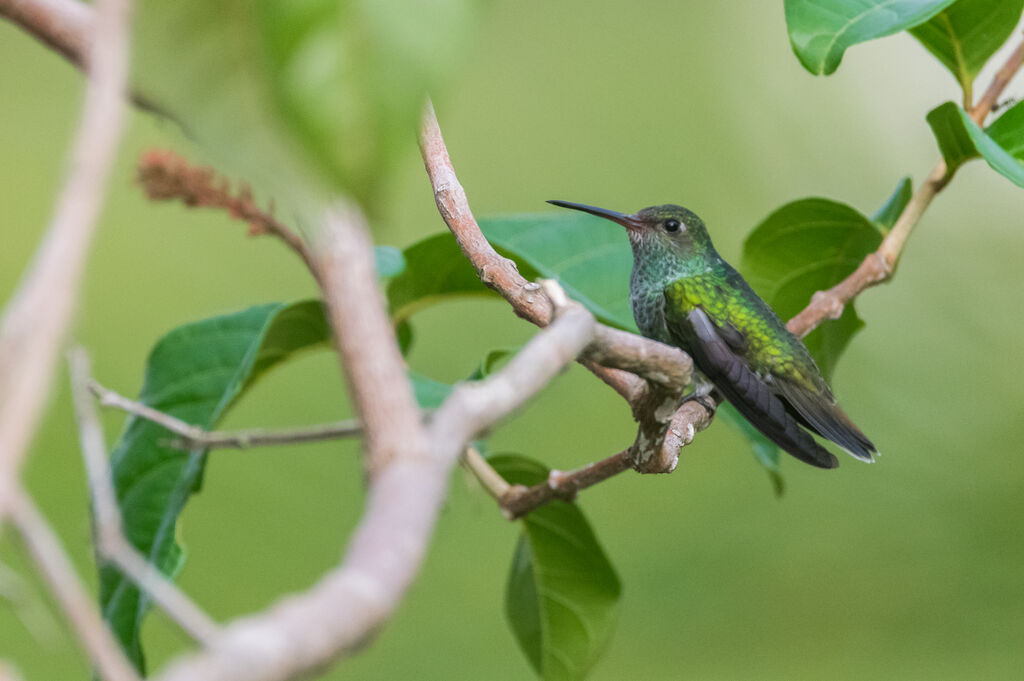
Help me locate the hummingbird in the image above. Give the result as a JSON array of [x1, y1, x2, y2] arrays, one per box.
[[548, 200, 877, 469]]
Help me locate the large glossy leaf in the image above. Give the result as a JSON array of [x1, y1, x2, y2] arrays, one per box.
[[785, 0, 956, 75], [492, 455, 621, 681], [386, 218, 635, 331], [481, 213, 636, 330], [718, 404, 785, 497], [910, 0, 1024, 96], [927, 101, 1024, 186], [386, 234, 502, 324], [132, 0, 482, 209], [741, 198, 883, 381], [101, 301, 330, 670]]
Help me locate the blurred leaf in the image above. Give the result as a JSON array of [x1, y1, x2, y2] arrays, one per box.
[[871, 176, 913, 231], [927, 101, 1024, 186], [133, 0, 482, 209], [909, 0, 1024, 96], [785, 0, 955, 75], [741, 199, 883, 380], [374, 246, 407, 279], [386, 234, 502, 324], [468, 348, 516, 380], [718, 404, 786, 497], [409, 370, 454, 409], [491, 454, 621, 681], [481, 213, 635, 330], [101, 301, 330, 670]]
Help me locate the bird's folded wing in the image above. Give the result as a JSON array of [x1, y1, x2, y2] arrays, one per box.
[[665, 302, 838, 469], [768, 375, 876, 462]]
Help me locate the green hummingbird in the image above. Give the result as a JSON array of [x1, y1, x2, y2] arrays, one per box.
[[548, 200, 877, 469]]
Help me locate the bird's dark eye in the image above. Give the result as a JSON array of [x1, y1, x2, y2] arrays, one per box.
[[664, 219, 681, 232]]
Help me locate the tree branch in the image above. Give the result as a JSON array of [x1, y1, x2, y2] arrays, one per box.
[[786, 36, 1024, 339], [150, 276, 596, 681], [89, 378, 362, 450], [5, 487, 140, 681], [70, 349, 222, 646], [0, 0, 130, 500]]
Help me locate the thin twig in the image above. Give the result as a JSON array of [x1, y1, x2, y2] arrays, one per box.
[[90, 377, 362, 450], [0, 0, 130, 501], [500, 450, 631, 520], [460, 446, 511, 500], [787, 36, 1024, 338], [70, 349, 221, 645], [6, 487, 140, 681]]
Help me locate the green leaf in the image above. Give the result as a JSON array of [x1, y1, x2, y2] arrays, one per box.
[[909, 0, 1024, 96], [386, 216, 637, 331], [741, 198, 884, 381], [985, 99, 1024, 158], [386, 234, 503, 324], [133, 0, 482, 209], [491, 454, 621, 681], [480, 213, 636, 330], [784, 0, 956, 75], [101, 301, 330, 670], [468, 348, 516, 380], [718, 404, 785, 497], [871, 176, 913, 231], [927, 101, 1024, 186]]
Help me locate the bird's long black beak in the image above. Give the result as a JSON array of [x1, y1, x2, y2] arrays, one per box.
[[547, 200, 642, 230]]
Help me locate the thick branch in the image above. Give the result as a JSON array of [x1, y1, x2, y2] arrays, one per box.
[[0, 0, 130, 495], [6, 487, 139, 681], [0, 0, 92, 68], [152, 278, 596, 681]]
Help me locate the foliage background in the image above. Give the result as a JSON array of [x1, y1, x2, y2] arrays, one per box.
[[1, 1, 1022, 679]]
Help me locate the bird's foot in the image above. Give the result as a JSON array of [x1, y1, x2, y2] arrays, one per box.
[[679, 390, 718, 416]]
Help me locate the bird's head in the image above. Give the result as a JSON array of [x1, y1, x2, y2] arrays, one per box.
[[547, 201, 712, 259]]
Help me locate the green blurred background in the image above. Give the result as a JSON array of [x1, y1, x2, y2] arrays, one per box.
[[2, 1, 1023, 679]]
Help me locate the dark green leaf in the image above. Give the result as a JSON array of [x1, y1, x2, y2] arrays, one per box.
[[741, 199, 883, 380], [871, 176, 913, 231], [718, 404, 785, 497], [467, 348, 516, 380], [481, 213, 635, 330], [927, 101, 983, 172], [133, 0, 481, 208], [784, 0, 956, 75], [986, 99, 1024, 158], [386, 234, 501, 324], [491, 454, 621, 681], [386, 217, 635, 331], [910, 0, 1024, 95], [927, 101, 1024, 186], [101, 301, 330, 670]]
